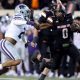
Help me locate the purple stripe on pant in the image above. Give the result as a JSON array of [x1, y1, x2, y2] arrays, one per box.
[[1, 39, 15, 60]]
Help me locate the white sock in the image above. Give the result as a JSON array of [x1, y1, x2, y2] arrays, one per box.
[[17, 62, 23, 73], [0, 64, 3, 70]]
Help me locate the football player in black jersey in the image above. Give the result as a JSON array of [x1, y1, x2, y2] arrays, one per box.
[[32, 0, 79, 80], [35, 2, 54, 79], [32, 1, 55, 79], [38, 2, 80, 80]]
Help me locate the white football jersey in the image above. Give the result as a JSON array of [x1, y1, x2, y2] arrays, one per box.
[[5, 13, 34, 42], [73, 32, 80, 49]]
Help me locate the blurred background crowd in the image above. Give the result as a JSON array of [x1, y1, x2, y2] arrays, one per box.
[[0, 0, 80, 79], [0, 0, 79, 10]]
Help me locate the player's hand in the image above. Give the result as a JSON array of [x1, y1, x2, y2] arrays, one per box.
[[57, 0, 62, 4], [73, 20, 80, 25], [30, 42, 37, 47]]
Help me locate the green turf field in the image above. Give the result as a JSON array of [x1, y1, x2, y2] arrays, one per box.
[[0, 75, 80, 80]]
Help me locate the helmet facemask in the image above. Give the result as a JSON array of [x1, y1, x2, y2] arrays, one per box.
[[15, 4, 31, 21]]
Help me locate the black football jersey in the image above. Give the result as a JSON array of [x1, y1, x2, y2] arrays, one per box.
[[38, 10, 54, 42], [48, 13, 73, 47]]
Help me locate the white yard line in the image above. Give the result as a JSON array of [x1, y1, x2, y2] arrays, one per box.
[[0, 78, 24, 80]]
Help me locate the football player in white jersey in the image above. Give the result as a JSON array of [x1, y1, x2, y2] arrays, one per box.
[[0, 4, 38, 73]]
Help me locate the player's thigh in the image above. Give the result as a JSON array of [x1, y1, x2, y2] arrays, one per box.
[[52, 51, 63, 69], [1, 52, 9, 63], [4, 41, 21, 60], [40, 42, 48, 57], [15, 40, 26, 58]]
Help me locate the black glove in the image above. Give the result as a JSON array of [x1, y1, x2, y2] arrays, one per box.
[[25, 43, 28, 48]]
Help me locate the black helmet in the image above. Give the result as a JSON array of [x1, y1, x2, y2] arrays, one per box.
[[48, 0, 57, 11]]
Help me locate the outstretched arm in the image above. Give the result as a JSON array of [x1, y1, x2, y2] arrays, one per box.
[[56, 0, 66, 12]]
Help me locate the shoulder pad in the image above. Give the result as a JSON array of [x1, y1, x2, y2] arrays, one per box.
[[41, 11, 46, 18], [12, 13, 27, 25], [12, 19, 26, 25], [47, 17, 53, 23]]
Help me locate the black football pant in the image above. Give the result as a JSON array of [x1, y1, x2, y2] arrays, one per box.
[[50, 44, 80, 70]]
